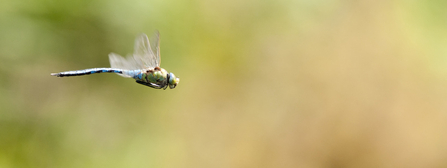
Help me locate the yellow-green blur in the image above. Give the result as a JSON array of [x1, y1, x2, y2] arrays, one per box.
[[1, 0, 447, 167]]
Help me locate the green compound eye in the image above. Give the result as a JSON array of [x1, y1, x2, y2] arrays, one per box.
[[168, 73, 176, 84], [168, 73, 179, 89]]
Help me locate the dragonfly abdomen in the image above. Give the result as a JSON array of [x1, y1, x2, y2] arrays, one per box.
[[51, 68, 123, 77]]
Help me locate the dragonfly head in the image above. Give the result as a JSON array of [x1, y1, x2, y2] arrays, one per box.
[[168, 72, 180, 89]]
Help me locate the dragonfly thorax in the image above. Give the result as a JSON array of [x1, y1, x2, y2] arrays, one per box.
[[134, 67, 179, 89]]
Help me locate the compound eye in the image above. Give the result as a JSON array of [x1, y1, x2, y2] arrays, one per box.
[[168, 73, 176, 84]]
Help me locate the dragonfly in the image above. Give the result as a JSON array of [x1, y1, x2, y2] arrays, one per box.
[[51, 31, 180, 89]]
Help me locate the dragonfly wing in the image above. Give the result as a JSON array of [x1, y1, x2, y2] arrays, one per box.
[[149, 31, 161, 67], [134, 33, 159, 69], [109, 53, 140, 77]]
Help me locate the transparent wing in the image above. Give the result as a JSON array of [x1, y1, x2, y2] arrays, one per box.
[[149, 31, 161, 67], [109, 53, 142, 77], [134, 33, 159, 69]]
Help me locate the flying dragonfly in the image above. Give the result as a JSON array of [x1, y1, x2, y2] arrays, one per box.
[[51, 31, 180, 89]]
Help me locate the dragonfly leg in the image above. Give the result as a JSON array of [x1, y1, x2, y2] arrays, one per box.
[[136, 80, 163, 89]]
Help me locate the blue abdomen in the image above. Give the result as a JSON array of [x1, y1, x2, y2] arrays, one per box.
[[51, 68, 124, 77]]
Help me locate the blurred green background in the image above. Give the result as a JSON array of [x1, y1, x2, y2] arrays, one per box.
[[1, 0, 447, 167]]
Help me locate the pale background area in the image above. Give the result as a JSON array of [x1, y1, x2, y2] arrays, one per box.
[[1, 0, 447, 167]]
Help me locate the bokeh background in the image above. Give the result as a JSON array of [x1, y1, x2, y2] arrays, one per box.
[[1, 0, 447, 167]]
